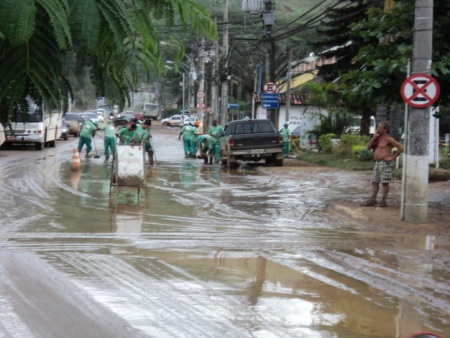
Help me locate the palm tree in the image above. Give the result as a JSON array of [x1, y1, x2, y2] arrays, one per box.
[[0, 0, 217, 122]]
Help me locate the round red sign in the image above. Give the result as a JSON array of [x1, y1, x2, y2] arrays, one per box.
[[400, 73, 440, 108]]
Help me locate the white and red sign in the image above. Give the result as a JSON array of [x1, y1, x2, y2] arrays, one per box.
[[263, 81, 278, 94], [197, 102, 205, 109], [400, 73, 440, 108], [197, 91, 205, 98]]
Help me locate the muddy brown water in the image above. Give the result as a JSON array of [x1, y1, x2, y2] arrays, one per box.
[[0, 125, 449, 337]]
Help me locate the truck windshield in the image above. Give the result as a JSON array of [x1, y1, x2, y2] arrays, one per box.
[[13, 98, 44, 123], [232, 121, 275, 134]]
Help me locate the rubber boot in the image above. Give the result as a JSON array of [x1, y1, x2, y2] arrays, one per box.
[[203, 156, 208, 164], [209, 157, 213, 165], [377, 198, 387, 207], [148, 151, 154, 165], [85, 152, 91, 159], [361, 196, 377, 206]]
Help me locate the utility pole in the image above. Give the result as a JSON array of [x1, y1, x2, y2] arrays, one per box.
[[211, 39, 220, 122], [402, 0, 434, 223], [284, 46, 292, 124], [220, 0, 229, 127], [263, 0, 275, 123], [198, 40, 206, 134]]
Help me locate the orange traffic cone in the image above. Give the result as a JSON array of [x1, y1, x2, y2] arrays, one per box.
[[71, 148, 81, 171]]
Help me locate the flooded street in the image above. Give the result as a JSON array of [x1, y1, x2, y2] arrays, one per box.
[[0, 124, 449, 338]]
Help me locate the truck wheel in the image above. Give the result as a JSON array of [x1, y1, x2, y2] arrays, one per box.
[[49, 140, 56, 147], [275, 158, 284, 166], [227, 155, 238, 169], [35, 142, 43, 150], [265, 156, 275, 165]]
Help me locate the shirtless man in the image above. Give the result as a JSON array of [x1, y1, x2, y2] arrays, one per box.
[[361, 121, 403, 207]]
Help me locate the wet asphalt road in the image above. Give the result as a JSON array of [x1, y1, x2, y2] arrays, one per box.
[[0, 124, 449, 338]]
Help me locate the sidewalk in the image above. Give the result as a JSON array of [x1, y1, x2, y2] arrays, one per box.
[[264, 157, 450, 233]]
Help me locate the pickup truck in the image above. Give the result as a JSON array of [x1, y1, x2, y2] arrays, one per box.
[[219, 119, 284, 168]]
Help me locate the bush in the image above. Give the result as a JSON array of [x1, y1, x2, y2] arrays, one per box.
[[333, 134, 370, 159], [353, 146, 373, 161], [318, 133, 337, 153], [440, 148, 450, 169]]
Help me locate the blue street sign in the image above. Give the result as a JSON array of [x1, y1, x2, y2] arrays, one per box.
[[261, 93, 279, 109], [228, 103, 239, 109]]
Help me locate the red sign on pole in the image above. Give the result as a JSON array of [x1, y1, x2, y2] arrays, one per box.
[[400, 73, 440, 108], [263, 81, 278, 93]]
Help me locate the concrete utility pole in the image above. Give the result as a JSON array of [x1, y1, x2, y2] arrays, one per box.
[[284, 46, 292, 124], [262, 0, 275, 123], [220, 0, 229, 127], [402, 0, 434, 223], [211, 38, 220, 122], [198, 41, 206, 134]]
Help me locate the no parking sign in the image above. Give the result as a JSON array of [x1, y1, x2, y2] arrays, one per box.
[[400, 73, 440, 108]]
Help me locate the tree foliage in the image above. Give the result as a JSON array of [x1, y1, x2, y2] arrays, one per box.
[[0, 0, 217, 122]]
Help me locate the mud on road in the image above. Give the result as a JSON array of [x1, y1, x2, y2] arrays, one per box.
[[1, 124, 450, 337]]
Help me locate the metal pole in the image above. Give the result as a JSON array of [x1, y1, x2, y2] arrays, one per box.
[[285, 46, 292, 124], [182, 72, 186, 112], [403, 0, 434, 223], [220, 0, 229, 127], [400, 60, 411, 220]]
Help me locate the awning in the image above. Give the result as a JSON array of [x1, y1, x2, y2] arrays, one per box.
[[278, 70, 318, 93]]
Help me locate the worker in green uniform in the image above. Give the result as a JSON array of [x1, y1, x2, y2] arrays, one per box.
[[99, 119, 116, 161], [178, 122, 198, 158], [142, 120, 154, 165], [198, 134, 215, 164], [207, 119, 224, 163], [116, 123, 137, 144], [279, 123, 291, 157], [77, 119, 97, 158], [132, 121, 147, 144]]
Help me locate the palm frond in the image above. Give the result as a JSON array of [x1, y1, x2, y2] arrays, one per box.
[[69, 0, 101, 53], [0, 0, 37, 45], [36, 0, 72, 49]]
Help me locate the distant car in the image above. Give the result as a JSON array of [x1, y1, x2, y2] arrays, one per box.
[[114, 111, 135, 126], [183, 116, 199, 126], [64, 113, 85, 137], [60, 118, 68, 140], [162, 115, 183, 127], [81, 111, 100, 125], [94, 109, 106, 122]]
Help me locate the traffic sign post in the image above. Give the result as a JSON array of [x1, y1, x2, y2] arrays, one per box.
[[261, 93, 279, 109], [400, 73, 440, 108], [262, 81, 278, 94]]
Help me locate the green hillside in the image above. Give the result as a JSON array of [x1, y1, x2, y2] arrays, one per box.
[[189, 0, 326, 55]]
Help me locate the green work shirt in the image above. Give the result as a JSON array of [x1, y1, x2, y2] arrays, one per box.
[[280, 127, 291, 142], [117, 127, 135, 144], [133, 124, 147, 143], [198, 134, 215, 149], [80, 121, 97, 138], [208, 125, 224, 138], [100, 121, 116, 138], [180, 125, 197, 141]]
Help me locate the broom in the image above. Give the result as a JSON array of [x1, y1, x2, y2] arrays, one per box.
[[92, 134, 101, 158]]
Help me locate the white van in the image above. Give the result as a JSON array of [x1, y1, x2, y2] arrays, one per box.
[[0, 124, 5, 147], [4, 96, 62, 150]]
